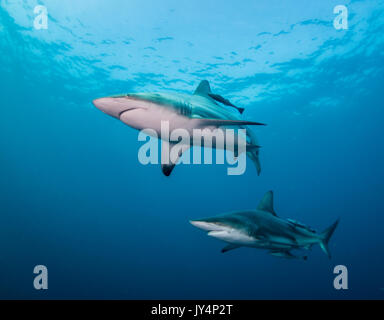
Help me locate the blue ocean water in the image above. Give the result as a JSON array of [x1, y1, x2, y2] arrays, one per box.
[[0, 0, 383, 299]]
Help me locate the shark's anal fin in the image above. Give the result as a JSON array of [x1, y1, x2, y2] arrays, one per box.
[[221, 244, 241, 253], [208, 93, 245, 114], [192, 118, 266, 128], [257, 191, 277, 216], [160, 141, 189, 177], [269, 250, 307, 260]]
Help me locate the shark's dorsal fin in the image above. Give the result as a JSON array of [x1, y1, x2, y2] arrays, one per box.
[[257, 191, 277, 216], [194, 80, 211, 96]]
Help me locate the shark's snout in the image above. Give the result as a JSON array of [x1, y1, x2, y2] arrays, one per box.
[[93, 97, 113, 115], [190, 219, 256, 245], [92, 97, 107, 108], [92, 97, 130, 119], [189, 220, 225, 232]]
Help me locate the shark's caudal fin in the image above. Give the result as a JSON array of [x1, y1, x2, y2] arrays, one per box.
[[319, 219, 340, 259], [245, 126, 262, 175], [246, 148, 261, 176]]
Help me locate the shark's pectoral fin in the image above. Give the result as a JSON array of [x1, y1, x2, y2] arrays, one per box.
[[161, 163, 176, 177], [160, 141, 189, 177], [221, 244, 241, 253], [192, 118, 266, 128]]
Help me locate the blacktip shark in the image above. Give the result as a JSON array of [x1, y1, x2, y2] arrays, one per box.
[[190, 191, 339, 260], [93, 80, 265, 176]]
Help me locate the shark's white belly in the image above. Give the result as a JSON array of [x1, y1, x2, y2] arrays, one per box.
[[120, 105, 247, 150], [208, 229, 257, 246], [119, 103, 184, 132]]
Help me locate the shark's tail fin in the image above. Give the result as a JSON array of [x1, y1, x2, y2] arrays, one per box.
[[246, 147, 261, 175], [245, 128, 261, 175], [319, 219, 339, 259]]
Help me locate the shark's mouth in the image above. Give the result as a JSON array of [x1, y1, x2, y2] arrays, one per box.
[[189, 220, 228, 232]]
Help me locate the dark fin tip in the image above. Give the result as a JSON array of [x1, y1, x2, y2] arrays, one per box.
[[161, 164, 175, 177]]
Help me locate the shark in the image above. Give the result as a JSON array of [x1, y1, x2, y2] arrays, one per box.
[[92, 80, 265, 176], [190, 191, 339, 260]]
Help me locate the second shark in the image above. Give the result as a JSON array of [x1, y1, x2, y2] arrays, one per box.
[[190, 191, 339, 260]]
